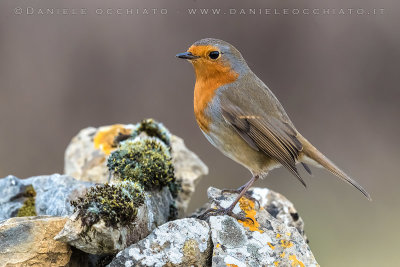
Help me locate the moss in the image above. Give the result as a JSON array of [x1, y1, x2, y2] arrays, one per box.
[[70, 181, 145, 229], [107, 137, 176, 192], [17, 185, 37, 217], [130, 119, 171, 146]]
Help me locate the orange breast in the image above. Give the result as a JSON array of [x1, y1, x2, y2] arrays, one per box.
[[193, 61, 239, 132]]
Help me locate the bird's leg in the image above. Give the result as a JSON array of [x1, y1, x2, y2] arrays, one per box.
[[221, 178, 260, 208], [221, 180, 250, 194], [198, 175, 259, 221]]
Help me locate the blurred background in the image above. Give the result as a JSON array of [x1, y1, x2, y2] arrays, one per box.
[[0, 0, 399, 265]]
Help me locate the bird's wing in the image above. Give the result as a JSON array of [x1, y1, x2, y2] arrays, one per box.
[[220, 98, 307, 187]]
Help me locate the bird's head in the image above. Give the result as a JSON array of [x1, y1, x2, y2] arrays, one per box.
[[176, 38, 249, 81]]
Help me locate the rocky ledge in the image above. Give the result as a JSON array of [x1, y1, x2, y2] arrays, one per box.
[[0, 120, 318, 267]]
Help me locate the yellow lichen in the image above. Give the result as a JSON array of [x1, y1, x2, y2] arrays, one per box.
[[289, 255, 305, 267], [268, 242, 275, 250], [274, 261, 279, 266], [216, 243, 221, 248], [280, 240, 294, 248], [280, 252, 286, 258], [276, 233, 281, 238], [94, 124, 132, 154], [182, 239, 200, 263], [238, 197, 263, 233], [286, 232, 292, 237], [226, 265, 238, 267]]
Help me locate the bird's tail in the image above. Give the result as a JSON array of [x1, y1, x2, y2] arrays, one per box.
[[298, 135, 372, 201]]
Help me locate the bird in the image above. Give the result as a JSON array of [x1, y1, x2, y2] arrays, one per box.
[[176, 38, 371, 220]]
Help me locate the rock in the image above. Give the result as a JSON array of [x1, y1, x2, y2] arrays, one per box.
[[108, 218, 212, 267], [68, 247, 115, 267], [107, 186, 317, 267], [0, 120, 319, 266], [55, 187, 175, 255], [0, 175, 26, 219], [250, 187, 308, 241], [64, 125, 135, 184], [0, 216, 71, 267], [0, 174, 94, 220], [63, 123, 208, 215], [206, 187, 318, 267], [29, 174, 94, 217], [170, 135, 208, 215]]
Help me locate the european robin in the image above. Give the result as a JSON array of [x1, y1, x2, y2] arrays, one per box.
[[176, 38, 371, 220]]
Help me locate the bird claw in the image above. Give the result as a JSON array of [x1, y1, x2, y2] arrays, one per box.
[[197, 206, 254, 223]]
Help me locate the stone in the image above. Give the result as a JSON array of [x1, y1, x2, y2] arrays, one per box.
[[0, 175, 26, 219], [0, 174, 94, 220], [107, 186, 317, 267], [64, 125, 134, 184], [170, 135, 208, 215], [55, 187, 175, 255], [0, 216, 71, 267], [63, 124, 208, 215], [250, 187, 308, 241], [206, 187, 319, 267], [108, 218, 212, 267]]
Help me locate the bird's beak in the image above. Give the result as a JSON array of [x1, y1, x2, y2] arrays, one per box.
[[176, 52, 199, 60]]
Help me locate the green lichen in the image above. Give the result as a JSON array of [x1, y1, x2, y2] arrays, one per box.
[[131, 118, 171, 146], [70, 181, 145, 229], [107, 137, 176, 193], [17, 185, 37, 217]]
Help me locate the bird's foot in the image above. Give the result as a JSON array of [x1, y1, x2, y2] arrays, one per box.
[[197, 204, 254, 223], [221, 187, 260, 208]]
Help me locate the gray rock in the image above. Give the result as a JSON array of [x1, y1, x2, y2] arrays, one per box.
[[0, 174, 94, 220], [108, 218, 211, 267], [250, 187, 308, 241], [64, 125, 133, 184], [107, 186, 317, 267], [28, 174, 94, 217], [64, 124, 208, 215], [55, 187, 175, 255], [0, 176, 26, 219], [170, 135, 208, 216], [0, 216, 71, 267], [206, 187, 318, 267]]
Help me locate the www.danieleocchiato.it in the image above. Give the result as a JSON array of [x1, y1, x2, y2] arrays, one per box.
[[13, 7, 385, 16]]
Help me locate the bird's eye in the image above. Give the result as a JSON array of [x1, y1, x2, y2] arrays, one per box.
[[209, 51, 220, 60]]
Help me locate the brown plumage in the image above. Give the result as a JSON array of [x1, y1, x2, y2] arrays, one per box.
[[177, 38, 371, 220]]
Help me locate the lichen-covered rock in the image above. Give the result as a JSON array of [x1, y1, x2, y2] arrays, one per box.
[[0, 174, 94, 220], [70, 181, 145, 229], [170, 135, 208, 215], [108, 136, 177, 196], [0, 119, 320, 267], [63, 122, 208, 215], [55, 186, 174, 255], [64, 125, 135, 184], [250, 187, 308, 241], [108, 218, 212, 267], [0, 176, 30, 219], [130, 118, 171, 147], [0, 216, 71, 267], [206, 187, 318, 267]]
